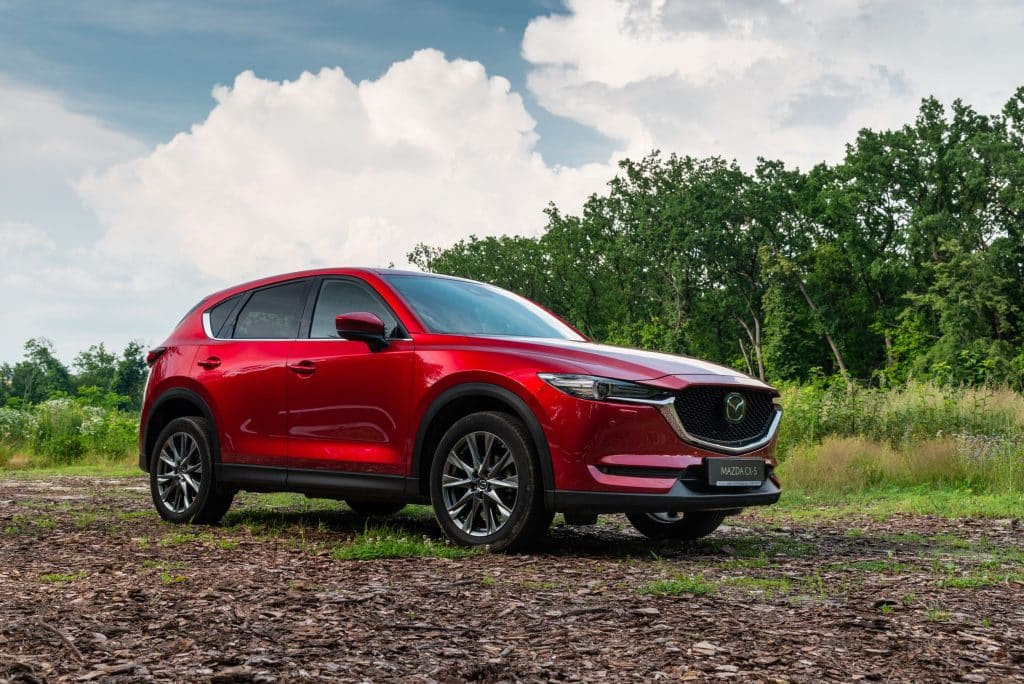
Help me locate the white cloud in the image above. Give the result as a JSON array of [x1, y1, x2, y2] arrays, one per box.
[[522, 0, 1024, 168], [0, 77, 146, 361], [77, 49, 610, 286]]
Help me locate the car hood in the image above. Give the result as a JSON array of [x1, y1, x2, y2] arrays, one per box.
[[491, 337, 774, 391]]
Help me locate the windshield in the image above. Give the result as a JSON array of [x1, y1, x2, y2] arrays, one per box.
[[384, 275, 584, 341]]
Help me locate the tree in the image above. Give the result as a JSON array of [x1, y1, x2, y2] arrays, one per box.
[[8, 338, 72, 404]]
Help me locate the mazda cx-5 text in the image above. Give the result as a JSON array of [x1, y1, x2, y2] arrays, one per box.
[[140, 268, 782, 550]]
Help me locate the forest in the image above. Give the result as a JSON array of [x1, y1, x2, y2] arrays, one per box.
[[411, 90, 1024, 391]]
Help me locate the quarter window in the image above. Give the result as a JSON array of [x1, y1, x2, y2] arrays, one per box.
[[310, 279, 400, 339], [206, 294, 242, 338], [233, 281, 309, 339]]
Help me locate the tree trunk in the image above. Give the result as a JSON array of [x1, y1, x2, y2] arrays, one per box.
[[793, 278, 854, 389], [738, 337, 754, 377], [735, 315, 767, 382], [753, 315, 765, 382]]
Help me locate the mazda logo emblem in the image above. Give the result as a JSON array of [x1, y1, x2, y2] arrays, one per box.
[[723, 392, 746, 424]]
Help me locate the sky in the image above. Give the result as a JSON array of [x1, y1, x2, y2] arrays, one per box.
[[2, 0, 1024, 364]]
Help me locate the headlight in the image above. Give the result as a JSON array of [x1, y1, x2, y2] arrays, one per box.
[[538, 373, 672, 404]]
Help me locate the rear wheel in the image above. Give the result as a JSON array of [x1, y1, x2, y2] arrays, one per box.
[[149, 417, 234, 524], [429, 412, 550, 552], [346, 501, 406, 517], [626, 511, 727, 541]]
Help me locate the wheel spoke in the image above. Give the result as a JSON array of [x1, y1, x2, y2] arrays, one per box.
[[446, 490, 474, 513], [442, 475, 474, 489], [181, 473, 200, 493], [484, 490, 513, 519], [461, 497, 481, 533], [465, 435, 482, 470], [446, 450, 475, 477], [486, 450, 513, 478], [483, 499, 498, 534], [481, 433, 495, 470], [486, 475, 518, 489]]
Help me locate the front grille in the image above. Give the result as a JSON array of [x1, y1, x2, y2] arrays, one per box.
[[674, 385, 776, 447]]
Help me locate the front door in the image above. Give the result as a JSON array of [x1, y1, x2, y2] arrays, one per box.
[[285, 278, 414, 474]]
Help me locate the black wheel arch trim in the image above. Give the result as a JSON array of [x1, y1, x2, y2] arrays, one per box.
[[409, 382, 555, 505], [141, 388, 220, 473]]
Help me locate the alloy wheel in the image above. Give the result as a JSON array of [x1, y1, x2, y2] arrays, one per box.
[[440, 431, 519, 537], [155, 432, 204, 514]]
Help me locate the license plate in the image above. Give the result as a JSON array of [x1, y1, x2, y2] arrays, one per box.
[[706, 457, 765, 487]]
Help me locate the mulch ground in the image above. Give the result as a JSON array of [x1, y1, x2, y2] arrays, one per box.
[[0, 477, 1021, 683]]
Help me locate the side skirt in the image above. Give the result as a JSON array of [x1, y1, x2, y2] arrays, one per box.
[[217, 464, 427, 503]]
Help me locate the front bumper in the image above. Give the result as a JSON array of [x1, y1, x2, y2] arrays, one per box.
[[551, 477, 781, 514]]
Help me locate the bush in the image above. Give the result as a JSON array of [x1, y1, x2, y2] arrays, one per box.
[[776, 382, 1024, 453], [0, 399, 136, 468]]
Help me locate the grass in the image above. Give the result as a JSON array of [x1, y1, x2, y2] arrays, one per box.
[[331, 526, 479, 560], [38, 570, 87, 584], [638, 574, 716, 597], [757, 486, 1024, 521], [936, 571, 1024, 589]]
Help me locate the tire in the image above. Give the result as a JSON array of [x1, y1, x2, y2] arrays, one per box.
[[626, 511, 727, 541], [346, 501, 406, 517], [149, 417, 234, 525], [429, 411, 550, 552]]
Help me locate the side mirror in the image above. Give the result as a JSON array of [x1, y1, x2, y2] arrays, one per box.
[[335, 312, 388, 351]]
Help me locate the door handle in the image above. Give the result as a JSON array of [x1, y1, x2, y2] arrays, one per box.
[[197, 356, 221, 370], [288, 360, 316, 375]]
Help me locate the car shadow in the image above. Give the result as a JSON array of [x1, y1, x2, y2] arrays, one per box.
[[221, 500, 797, 560]]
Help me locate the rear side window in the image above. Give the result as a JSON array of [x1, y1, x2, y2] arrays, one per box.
[[233, 281, 309, 339], [310, 279, 401, 339], [206, 294, 242, 338]]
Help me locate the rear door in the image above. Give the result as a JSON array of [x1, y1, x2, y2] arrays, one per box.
[[285, 277, 414, 475], [193, 279, 312, 468]]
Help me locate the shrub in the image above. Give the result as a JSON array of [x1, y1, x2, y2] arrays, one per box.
[[0, 399, 136, 468]]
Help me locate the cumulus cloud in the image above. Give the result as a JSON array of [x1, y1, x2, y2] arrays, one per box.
[[523, 0, 1024, 168], [0, 77, 146, 360], [77, 49, 610, 285]]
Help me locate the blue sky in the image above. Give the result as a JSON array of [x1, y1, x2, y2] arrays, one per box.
[[2, 0, 1023, 364]]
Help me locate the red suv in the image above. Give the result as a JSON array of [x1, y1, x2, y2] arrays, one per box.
[[140, 268, 781, 550]]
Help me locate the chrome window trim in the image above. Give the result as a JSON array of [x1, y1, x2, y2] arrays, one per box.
[[201, 311, 412, 343], [657, 400, 783, 455]]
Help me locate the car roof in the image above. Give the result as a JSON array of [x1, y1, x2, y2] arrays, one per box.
[[202, 266, 468, 303]]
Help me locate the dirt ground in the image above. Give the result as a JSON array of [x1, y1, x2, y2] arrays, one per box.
[[0, 477, 1022, 683]]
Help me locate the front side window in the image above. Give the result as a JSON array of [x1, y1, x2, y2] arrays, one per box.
[[384, 275, 583, 340], [233, 281, 309, 339], [310, 279, 401, 339]]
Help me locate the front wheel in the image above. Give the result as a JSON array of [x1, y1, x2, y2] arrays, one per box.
[[149, 417, 234, 525], [429, 412, 550, 552], [626, 511, 727, 541]]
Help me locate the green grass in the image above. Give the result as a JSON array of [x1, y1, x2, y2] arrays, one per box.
[[0, 460, 141, 478], [38, 570, 87, 584], [331, 526, 479, 560], [757, 486, 1024, 521], [936, 571, 1024, 589], [638, 574, 716, 597]]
